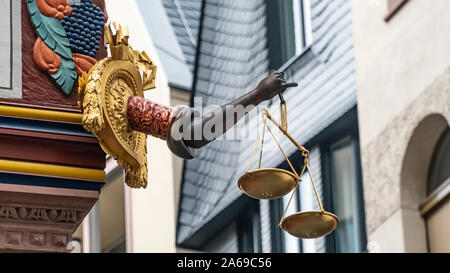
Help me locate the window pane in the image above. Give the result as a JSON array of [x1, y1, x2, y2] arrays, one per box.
[[330, 137, 362, 253], [281, 0, 296, 61], [299, 171, 321, 253], [282, 188, 300, 253], [429, 129, 450, 194], [293, 0, 313, 55], [292, 0, 304, 54], [266, 0, 312, 68], [302, 0, 313, 46], [237, 202, 261, 253]]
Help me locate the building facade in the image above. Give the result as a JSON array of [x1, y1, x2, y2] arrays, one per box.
[[351, 0, 450, 253]]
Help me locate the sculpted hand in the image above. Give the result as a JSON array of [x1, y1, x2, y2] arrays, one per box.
[[254, 70, 298, 102]]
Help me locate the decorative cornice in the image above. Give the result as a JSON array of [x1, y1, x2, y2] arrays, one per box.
[[0, 225, 73, 253], [0, 104, 82, 124], [0, 183, 99, 252], [0, 159, 105, 181], [0, 205, 82, 225]]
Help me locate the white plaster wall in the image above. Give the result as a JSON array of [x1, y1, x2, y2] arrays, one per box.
[[351, 0, 450, 253], [367, 209, 405, 253], [0, 0, 11, 88], [0, 0, 22, 98], [360, 67, 449, 252], [350, 0, 450, 147], [106, 0, 176, 253], [368, 208, 427, 253]]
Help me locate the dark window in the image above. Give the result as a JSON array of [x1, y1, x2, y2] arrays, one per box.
[[266, 0, 313, 69], [269, 198, 286, 253], [269, 158, 303, 253], [428, 128, 450, 194], [237, 201, 262, 253]]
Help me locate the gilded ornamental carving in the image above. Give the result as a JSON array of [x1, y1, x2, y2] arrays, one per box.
[[78, 22, 157, 188]]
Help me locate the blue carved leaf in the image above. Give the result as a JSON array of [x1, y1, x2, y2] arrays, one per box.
[[51, 58, 78, 96]]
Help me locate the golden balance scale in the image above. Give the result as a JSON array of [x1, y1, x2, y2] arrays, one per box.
[[238, 95, 339, 239]]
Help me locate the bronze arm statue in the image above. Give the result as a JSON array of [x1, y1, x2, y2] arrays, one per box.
[[126, 70, 297, 158]]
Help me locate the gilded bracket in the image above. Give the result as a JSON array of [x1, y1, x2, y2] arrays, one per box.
[[78, 22, 157, 188]]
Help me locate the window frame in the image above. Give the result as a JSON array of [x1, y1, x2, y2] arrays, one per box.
[[266, 0, 313, 70], [269, 197, 304, 253], [427, 128, 450, 195], [236, 200, 262, 253], [420, 128, 450, 216], [269, 153, 305, 253], [268, 107, 366, 253], [319, 110, 367, 253], [269, 197, 285, 253]]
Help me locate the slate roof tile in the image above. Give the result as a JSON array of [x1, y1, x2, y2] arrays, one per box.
[[162, 0, 202, 71]]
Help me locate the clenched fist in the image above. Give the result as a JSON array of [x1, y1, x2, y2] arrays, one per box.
[[254, 70, 298, 101]]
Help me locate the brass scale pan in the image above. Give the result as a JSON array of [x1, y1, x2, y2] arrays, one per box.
[[238, 97, 338, 239]]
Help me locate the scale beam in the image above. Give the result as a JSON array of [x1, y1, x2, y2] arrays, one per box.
[[263, 109, 309, 156]]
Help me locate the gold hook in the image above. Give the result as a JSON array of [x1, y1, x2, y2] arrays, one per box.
[[280, 100, 287, 131]]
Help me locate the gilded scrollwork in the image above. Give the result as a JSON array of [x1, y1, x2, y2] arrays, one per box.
[[103, 69, 148, 188], [79, 58, 109, 134], [104, 70, 137, 147], [78, 22, 154, 188]]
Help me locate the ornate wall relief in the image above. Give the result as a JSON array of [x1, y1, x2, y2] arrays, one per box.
[[26, 0, 105, 95], [0, 183, 99, 253]]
